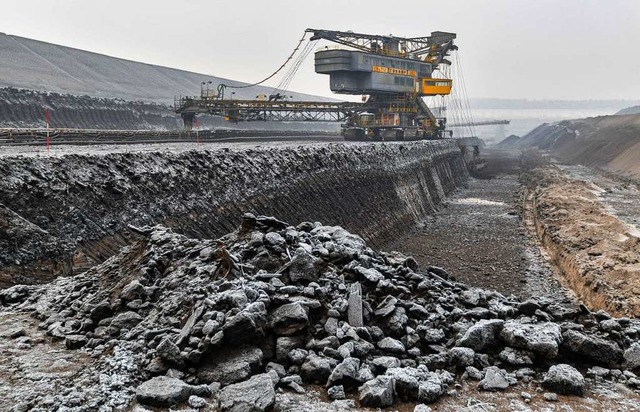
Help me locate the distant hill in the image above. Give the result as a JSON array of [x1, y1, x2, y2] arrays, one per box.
[[616, 106, 640, 115], [0, 33, 332, 104], [497, 134, 521, 147], [515, 114, 640, 178]]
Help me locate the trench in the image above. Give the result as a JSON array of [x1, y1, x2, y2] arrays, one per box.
[[387, 148, 571, 302], [0, 140, 473, 288]]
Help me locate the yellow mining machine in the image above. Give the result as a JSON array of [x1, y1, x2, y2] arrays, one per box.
[[175, 28, 458, 141]]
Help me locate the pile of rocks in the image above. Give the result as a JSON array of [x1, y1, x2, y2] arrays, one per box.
[[2, 213, 640, 410]]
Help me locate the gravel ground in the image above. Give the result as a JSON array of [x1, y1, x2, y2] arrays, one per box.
[[387, 149, 572, 302]]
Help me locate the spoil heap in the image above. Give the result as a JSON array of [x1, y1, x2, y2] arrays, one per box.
[[2, 214, 640, 410]]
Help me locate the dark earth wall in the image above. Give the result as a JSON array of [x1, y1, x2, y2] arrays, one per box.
[[0, 141, 468, 287]]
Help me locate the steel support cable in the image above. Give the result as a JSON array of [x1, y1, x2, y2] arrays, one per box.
[[449, 57, 469, 136], [272, 40, 314, 95], [223, 31, 310, 90], [457, 53, 476, 136], [273, 44, 306, 93], [453, 51, 476, 137]]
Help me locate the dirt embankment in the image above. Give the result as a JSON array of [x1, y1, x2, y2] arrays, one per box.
[[0, 88, 339, 132], [502, 113, 640, 179], [0, 141, 468, 288], [524, 167, 640, 317]]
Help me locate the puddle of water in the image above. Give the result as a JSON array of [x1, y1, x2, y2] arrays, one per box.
[[451, 198, 506, 206], [627, 226, 640, 238], [616, 233, 630, 242]]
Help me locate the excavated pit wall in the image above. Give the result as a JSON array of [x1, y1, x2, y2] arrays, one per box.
[[0, 141, 468, 287]]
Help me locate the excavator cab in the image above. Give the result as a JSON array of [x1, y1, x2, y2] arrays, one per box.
[[419, 78, 452, 96]]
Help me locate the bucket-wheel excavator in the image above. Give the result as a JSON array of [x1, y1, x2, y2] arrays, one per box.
[[309, 28, 456, 140], [175, 28, 457, 141]]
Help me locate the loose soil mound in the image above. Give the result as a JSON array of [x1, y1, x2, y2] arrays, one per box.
[[526, 167, 640, 316]]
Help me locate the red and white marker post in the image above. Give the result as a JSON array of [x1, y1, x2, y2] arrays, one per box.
[[194, 117, 199, 145], [45, 109, 50, 155]]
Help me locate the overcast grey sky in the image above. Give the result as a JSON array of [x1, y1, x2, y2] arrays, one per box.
[[3, 0, 639, 100]]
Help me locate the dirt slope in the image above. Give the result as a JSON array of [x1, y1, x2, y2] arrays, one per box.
[[506, 114, 640, 179], [0, 33, 333, 103]]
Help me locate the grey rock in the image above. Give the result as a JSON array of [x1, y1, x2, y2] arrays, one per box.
[[518, 299, 541, 316], [544, 392, 558, 401], [146, 357, 169, 374], [265, 362, 286, 378], [587, 366, 610, 377], [223, 303, 267, 344], [354, 366, 372, 386], [121, 280, 144, 301], [110, 311, 143, 330], [267, 369, 280, 386], [500, 321, 562, 358], [324, 317, 339, 335], [301, 354, 334, 384], [355, 266, 384, 283], [188, 395, 207, 409], [276, 336, 304, 361], [288, 348, 308, 365], [449, 347, 475, 367], [136, 376, 202, 407], [562, 329, 623, 366], [218, 289, 249, 309], [347, 283, 363, 327], [202, 319, 220, 336], [219, 373, 275, 412], [418, 374, 444, 403], [372, 356, 402, 372], [374, 295, 398, 317], [385, 367, 420, 399], [377, 337, 406, 354], [543, 364, 584, 395], [460, 288, 482, 306], [197, 346, 263, 386], [156, 338, 183, 367], [265, 232, 286, 248], [478, 366, 509, 391], [414, 405, 433, 412], [458, 319, 504, 351], [65, 334, 87, 350], [269, 302, 309, 336], [419, 327, 446, 344], [379, 307, 408, 336], [465, 366, 484, 381], [358, 375, 395, 407], [289, 248, 323, 283], [327, 385, 346, 400], [327, 358, 360, 388], [624, 342, 640, 370], [89, 300, 113, 322], [499, 347, 534, 366], [281, 375, 304, 393], [600, 319, 621, 332], [3, 327, 26, 339]]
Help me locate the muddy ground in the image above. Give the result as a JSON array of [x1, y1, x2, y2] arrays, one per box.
[[387, 149, 571, 303]]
